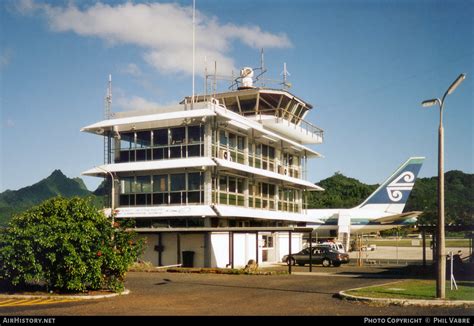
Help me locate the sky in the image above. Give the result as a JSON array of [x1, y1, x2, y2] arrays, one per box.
[[0, 0, 473, 192]]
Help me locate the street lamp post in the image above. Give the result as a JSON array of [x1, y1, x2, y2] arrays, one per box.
[[421, 73, 466, 299], [95, 166, 116, 226]]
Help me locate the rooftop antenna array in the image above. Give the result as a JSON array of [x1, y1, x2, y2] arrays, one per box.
[[203, 50, 292, 93], [281, 62, 292, 89]]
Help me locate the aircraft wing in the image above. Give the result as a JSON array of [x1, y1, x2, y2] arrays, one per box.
[[373, 211, 423, 224]]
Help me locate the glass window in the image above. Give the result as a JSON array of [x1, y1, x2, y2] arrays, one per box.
[[256, 144, 262, 156], [136, 131, 151, 148], [229, 133, 237, 148], [187, 144, 201, 157], [188, 125, 202, 144], [187, 191, 201, 203], [237, 179, 244, 194], [153, 193, 167, 205], [219, 130, 228, 146], [153, 175, 168, 192], [269, 184, 275, 196], [153, 147, 167, 160], [120, 150, 134, 162], [136, 176, 151, 193], [228, 177, 236, 193], [188, 173, 202, 191], [237, 136, 245, 151], [169, 146, 182, 158], [170, 127, 185, 144], [120, 177, 134, 194], [170, 174, 186, 191], [170, 192, 182, 204], [268, 146, 275, 159], [153, 129, 168, 146], [120, 133, 134, 150], [119, 194, 130, 206], [219, 176, 227, 192]]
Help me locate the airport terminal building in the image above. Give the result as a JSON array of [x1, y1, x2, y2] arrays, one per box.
[[81, 82, 324, 268]]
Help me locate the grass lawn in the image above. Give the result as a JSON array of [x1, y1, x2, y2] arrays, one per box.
[[347, 280, 474, 301]]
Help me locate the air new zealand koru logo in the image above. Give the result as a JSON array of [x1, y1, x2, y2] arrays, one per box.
[[386, 171, 415, 202]]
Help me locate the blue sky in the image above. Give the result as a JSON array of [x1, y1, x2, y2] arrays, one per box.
[[1, 0, 472, 192]]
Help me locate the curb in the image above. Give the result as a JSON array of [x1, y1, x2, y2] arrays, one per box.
[[337, 284, 474, 307], [0, 289, 130, 300]]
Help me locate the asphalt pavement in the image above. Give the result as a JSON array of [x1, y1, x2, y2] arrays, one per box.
[[1, 270, 471, 316]]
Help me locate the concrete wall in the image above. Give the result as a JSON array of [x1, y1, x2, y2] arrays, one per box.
[[139, 234, 159, 265], [210, 232, 229, 268], [277, 233, 303, 262], [139, 231, 304, 268]]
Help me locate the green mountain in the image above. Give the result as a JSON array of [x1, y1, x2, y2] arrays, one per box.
[[0, 170, 100, 225], [405, 170, 474, 226], [308, 170, 473, 227], [307, 172, 378, 209]]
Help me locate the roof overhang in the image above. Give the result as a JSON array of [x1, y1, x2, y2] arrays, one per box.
[[214, 205, 318, 223], [115, 205, 217, 218], [81, 106, 216, 134], [214, 158, 323, 191], [82, 157, 216, 177]]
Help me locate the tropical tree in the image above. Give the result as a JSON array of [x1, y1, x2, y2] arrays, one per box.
[[0, 197, 143, 292]]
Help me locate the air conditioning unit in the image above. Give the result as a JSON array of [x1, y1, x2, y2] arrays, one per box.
[[220, 149, 233, 161], [278, 165, 289, 176]]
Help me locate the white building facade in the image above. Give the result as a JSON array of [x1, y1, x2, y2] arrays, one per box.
[[82, 87, 324, 268]]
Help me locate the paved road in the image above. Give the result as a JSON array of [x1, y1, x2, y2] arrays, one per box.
[[1, 271, 471, 316], [348, 246, 468, 262]]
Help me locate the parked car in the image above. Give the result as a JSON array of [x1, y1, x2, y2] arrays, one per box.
[[304, 241, 346, 253], [282, 247, 350, 267]]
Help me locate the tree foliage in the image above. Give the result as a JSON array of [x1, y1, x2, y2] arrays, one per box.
[[308, 172, 378, 209], [0, 197, 143, 292], [405, 170, 474, 226]]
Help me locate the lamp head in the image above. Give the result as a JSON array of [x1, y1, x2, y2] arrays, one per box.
[[447, 73, 466, 95], [421, 99, 440, 108]]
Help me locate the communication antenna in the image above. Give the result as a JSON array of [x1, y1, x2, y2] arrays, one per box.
[[191, 0, 196, 109], [105, 74, 112, 119], [213, 60, 217, 98], [281, 62, 291, 89]]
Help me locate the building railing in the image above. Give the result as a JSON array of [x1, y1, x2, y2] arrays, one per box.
[[257, 108, 324, 141]]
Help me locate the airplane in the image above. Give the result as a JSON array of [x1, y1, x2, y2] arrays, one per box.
[[306, 157, 425, 238]]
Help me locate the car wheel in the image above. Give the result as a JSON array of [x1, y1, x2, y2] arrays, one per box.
[[287, 258, 296, 266], [333, 261, 341, 267], [322, 258, 331, 267]]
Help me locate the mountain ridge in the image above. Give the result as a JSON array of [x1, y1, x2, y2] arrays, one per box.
[[0, 170, 100, 225]]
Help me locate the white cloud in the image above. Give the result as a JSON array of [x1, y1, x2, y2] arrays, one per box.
[[0, 49, 13, 71], [20, 1, 292, 76], [115, 95, 160, 112], [120, 63, 142, 77], [5, 119, 15, 128]]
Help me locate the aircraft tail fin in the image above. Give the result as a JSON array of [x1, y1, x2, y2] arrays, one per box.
[[356, 157, 425, 214]]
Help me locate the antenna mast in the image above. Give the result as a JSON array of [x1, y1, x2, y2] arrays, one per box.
[[281, 62, 291, 89], [191, 0, 196, 109], [104, 74, 112, 165]]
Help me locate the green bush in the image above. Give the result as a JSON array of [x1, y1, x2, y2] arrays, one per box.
[[0, 196, 143, 293]]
